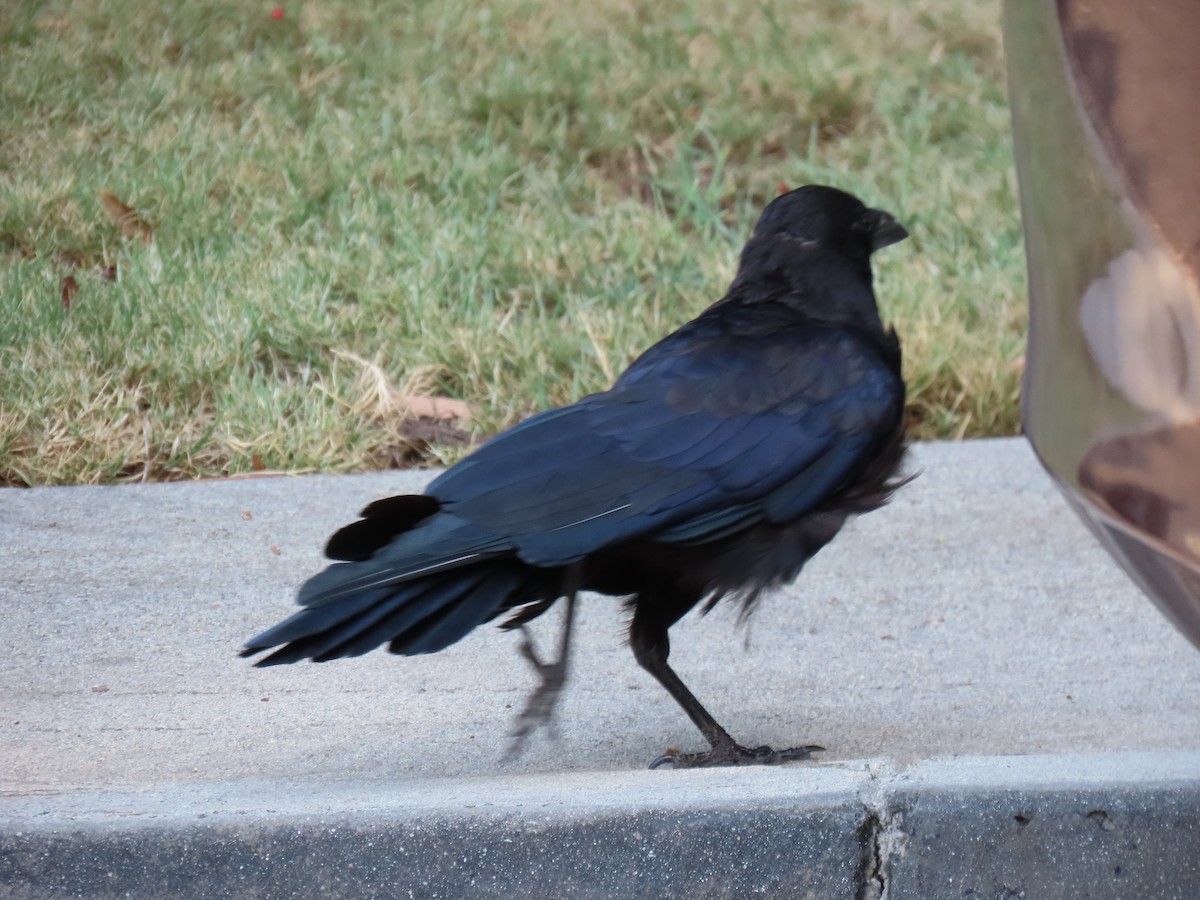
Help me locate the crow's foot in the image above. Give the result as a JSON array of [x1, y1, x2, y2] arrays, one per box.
[[649, 741, 824, 769], [506, 626, 567, 757]]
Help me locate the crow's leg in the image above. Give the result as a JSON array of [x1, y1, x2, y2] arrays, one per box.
[[507, 569, 579, 756], [629, 597, 823, 769]]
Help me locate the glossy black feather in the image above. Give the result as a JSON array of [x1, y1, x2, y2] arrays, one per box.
[[324, 495, 440, 561]]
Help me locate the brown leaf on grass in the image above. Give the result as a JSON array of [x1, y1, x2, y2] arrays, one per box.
[[60, 275, 78, 309], [376, 418, 475, 469], [403, 418, 473, 444], [334, 350, 477, 467], [334, 350, 475, 424], [99, 191, 154, 244], [393, 393, 473, 422]]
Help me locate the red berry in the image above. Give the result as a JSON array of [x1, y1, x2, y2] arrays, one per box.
[[270, 6, 284, 20]]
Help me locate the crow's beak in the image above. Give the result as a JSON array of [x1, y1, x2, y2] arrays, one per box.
[[868, 210, 909, 251]]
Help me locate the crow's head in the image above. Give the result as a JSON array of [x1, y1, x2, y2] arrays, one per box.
[[753, 185, 907, 259]]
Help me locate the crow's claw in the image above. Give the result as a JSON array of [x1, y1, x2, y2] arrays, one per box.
[[516, 625, 548, 672], [506, 663, 567, 756], [506, 611, 575, 758], [649, 742, 824, 769]]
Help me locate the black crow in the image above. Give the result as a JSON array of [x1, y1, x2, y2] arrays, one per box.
[[242, 184, 910, 768]]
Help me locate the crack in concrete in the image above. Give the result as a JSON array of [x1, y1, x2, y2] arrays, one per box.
[[855, 808, 887, 900], [855, 761, 907, 900]]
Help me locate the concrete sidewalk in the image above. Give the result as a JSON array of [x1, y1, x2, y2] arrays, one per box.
[[3, 439, 1200, 897]]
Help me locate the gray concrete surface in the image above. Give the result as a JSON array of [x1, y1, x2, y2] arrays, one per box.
[[3, 438, 1200, 897]]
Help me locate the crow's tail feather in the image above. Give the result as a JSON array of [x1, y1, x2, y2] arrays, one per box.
[[242, 562, 547, 666]]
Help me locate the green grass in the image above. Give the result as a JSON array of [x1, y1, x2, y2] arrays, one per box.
[[0, 0, 1024, 486]]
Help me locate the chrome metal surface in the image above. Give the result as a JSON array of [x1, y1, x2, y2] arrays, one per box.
[[1005, 0, 1200, 646]]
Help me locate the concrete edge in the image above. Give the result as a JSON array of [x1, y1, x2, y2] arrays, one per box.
[[3, 752, 1200, 898]]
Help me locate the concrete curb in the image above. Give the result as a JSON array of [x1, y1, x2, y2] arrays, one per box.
[[3, 753, 1199, 898]]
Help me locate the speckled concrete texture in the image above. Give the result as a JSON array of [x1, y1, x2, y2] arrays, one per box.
[[3, 439, 1199, 897]]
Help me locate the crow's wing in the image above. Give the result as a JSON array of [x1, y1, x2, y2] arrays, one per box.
[[427, 314, 902, 567]]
